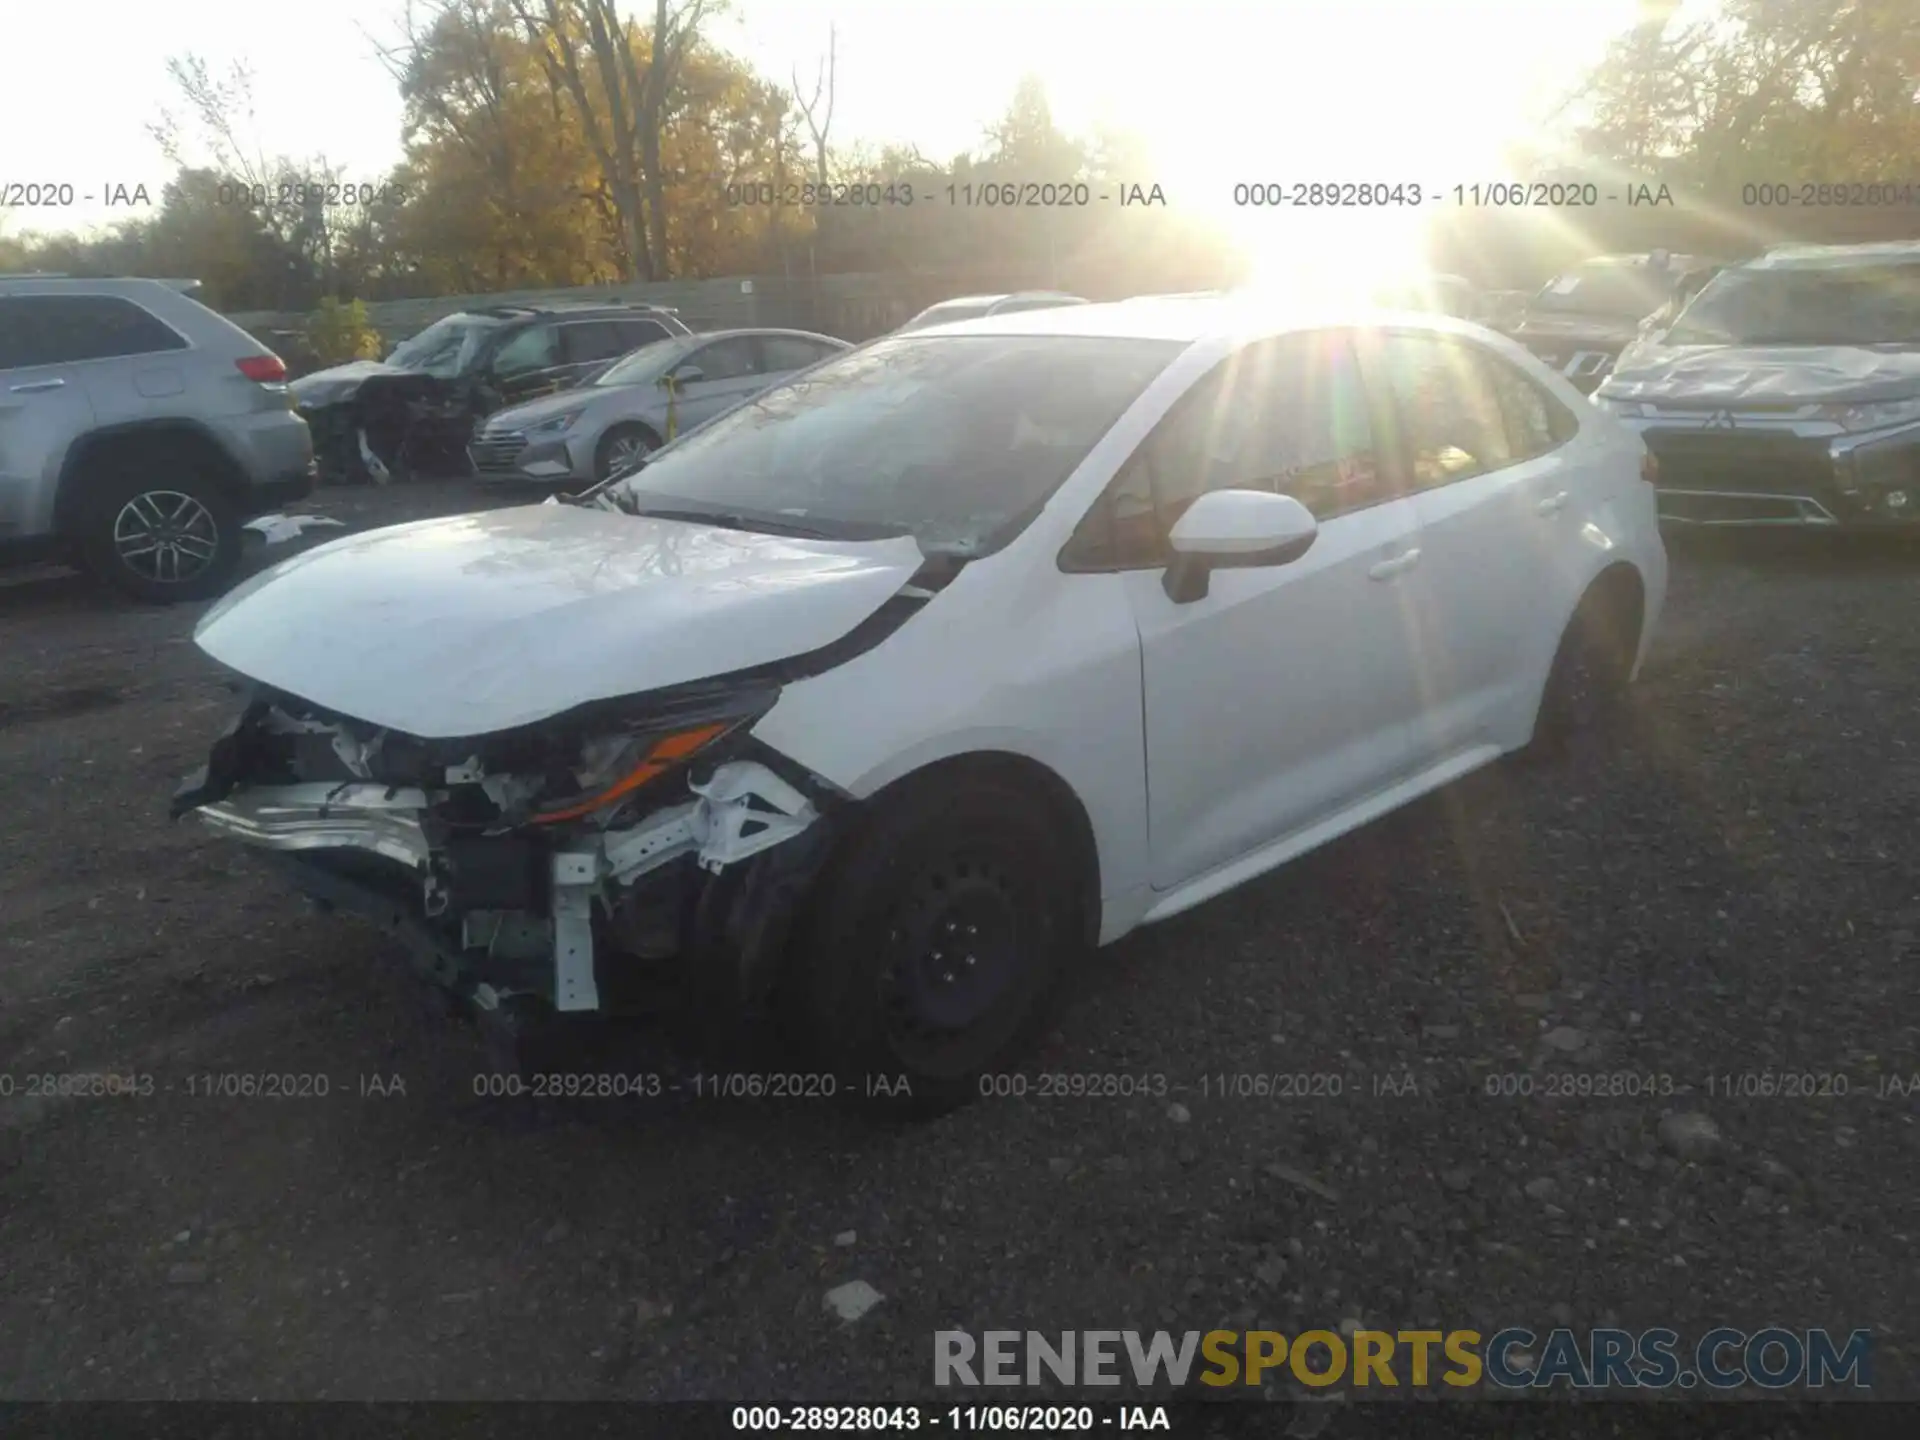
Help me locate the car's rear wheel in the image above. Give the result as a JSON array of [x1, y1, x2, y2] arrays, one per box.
[[1533, 573, 1641, 755], [76, 464, 242, 604], [595, 425, 657, 481], [792, 777, 1079, 1118]]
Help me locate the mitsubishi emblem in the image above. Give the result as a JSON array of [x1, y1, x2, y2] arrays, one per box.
[[1706, 410, 1737, 430]]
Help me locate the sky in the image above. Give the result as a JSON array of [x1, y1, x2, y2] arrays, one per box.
[[1, 0, 1651, 273]]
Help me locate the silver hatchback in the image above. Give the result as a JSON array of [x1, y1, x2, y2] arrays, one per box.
[[470, 328, 850, 486]]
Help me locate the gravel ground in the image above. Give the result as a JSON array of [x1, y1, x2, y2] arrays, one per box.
[[1, 486, 1916, 1407]]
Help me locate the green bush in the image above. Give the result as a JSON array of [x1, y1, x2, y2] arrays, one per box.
[[306, 297, 384, 365]]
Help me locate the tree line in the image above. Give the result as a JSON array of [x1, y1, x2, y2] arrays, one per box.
[[1, 0, 1913, 312]]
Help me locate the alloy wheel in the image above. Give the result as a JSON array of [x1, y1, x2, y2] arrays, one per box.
[[604, 433, 653, 477], [112, 490, 221, 585]]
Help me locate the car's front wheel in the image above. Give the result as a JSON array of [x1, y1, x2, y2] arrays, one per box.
[[595, 425, 657, 482], [792, 775, 1080, 1117], [76, 464, 242, 604]]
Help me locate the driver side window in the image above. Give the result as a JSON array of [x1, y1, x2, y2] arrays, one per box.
[[489, 324, 560, 378], [675, 336, 759, 382], [1071, 330, 1385, 569]]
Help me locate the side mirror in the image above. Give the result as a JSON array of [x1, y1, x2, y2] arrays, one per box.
[[1163, 489, 1319, 603]]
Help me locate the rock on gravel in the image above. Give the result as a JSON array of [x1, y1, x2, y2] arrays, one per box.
[[1658, 1111, 1724, 1161], [823, 1281, 884, 1322]]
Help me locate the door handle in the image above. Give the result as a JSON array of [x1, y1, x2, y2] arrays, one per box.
[[9, 378, 66, 394], [1536, 491, 1569, 515], [1368, 548, 1421, 581]]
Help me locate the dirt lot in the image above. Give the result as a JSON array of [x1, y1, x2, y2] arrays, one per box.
[[1, 483, 1916, 1404]]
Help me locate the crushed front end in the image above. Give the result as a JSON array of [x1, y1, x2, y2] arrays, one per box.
[[170, 683, 840, 1024], [298, 373, 480, 484]]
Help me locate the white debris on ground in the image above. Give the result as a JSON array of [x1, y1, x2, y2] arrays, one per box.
[[243, 513, 348, 546], [822, 1280, 884, 1322]]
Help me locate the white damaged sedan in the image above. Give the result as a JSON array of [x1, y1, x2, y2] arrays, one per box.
[[173, 298, 1667, 1113]]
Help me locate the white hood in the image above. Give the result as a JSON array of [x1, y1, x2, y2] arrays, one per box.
[[194, 505, 926, 738]]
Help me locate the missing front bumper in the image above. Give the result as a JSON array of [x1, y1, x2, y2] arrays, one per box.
[[184, 760, 833, 1017]]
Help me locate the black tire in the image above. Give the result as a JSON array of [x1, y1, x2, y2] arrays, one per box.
[[791, 776, 1081, 1119], [1532, 580, 1639, 756], [595, 424, 657, 482], [75, 461, 243, 604]]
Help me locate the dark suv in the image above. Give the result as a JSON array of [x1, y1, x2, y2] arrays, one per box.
[[1502, 253, 1714, 394], [290, 302, 692, 483]]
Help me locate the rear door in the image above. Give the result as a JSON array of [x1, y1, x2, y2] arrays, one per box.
[[0, 295, 105, 539], [1360, 328, 1583, 757]]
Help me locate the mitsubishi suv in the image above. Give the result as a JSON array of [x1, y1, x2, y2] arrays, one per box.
[[1596, 241, 1920, 528], [0, 275, 316, 601]]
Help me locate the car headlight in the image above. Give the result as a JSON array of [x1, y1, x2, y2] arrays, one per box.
[[526, 408, 586, 435], [520, 690, 777, 826], [1818, 396, 1920, 432]]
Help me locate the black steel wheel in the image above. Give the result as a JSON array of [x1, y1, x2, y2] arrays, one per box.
[[793, 775, 1081, 1117]]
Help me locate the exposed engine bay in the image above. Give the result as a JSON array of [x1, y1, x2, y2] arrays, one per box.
[[170, 683, 842, 1020]]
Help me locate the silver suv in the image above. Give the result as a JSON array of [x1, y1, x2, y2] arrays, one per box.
[[0, 276, 316, 601]]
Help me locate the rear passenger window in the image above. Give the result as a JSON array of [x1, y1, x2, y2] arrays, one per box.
[[561, 321, 635, 364], [614, 319, 672, 351], [1367, 332, 1513, 489], [1482, 351, 1578, 457], [759, 335, 837, 372], [0, 294, 187, 368]]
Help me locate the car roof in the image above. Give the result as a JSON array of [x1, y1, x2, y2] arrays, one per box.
[[1747, 240, 1920, 271], [896, 294, 1489, 345], [459, 302, 681, 321], [685, 327, 849, 343], [1550, 253, 1711, 277], [0, 275, 203, 296]]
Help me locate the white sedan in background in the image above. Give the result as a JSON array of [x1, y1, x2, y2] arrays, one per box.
[[896, 291, 1088, 333], [174, 297, 1666, 1115]]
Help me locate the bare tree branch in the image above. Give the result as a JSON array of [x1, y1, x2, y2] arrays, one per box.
[[791, 22, 836, 189]]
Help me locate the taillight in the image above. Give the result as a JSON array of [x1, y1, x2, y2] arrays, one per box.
[[235, 354, 287, 384], [1640, 450, 1659, 485]]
